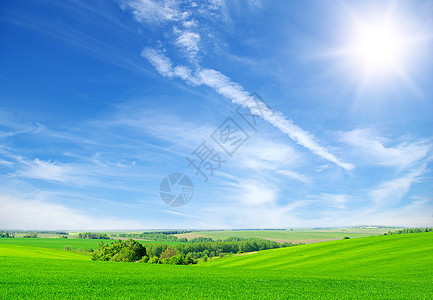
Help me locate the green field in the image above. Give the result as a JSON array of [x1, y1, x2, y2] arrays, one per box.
[[176, 227, 399, 243], [0, 237, 182, 250], [202, 233, 433, 277], [0, 232, 431, 299]]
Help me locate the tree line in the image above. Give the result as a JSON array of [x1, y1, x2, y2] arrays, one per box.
[[23, 232, 38, 238], [0, 232, 15, 238], [386, 227, 432, 235], [76, 232, 109, 239], [91, 237, 299, 265], [116, 232, 181, 242]]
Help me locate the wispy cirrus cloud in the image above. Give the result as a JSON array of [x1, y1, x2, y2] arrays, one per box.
[[121, 0, 186, 23], [369, 165, 427, 207], [306, 193, 350, 209], [122, 0, 354, 170], [174, 28, 201, 59], [12, 158, 92, 185], [341, 129, 432, 169], [277, 170, 311, 184], [142, 49, 354, 170]]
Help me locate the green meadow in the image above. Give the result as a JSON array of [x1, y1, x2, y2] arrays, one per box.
[[1, 232, 432, 299], [0, 237, 182, 250]]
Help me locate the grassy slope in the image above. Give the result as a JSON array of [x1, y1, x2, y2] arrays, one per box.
[[179, 229, 385, 243], [0, 244, 90, 260], [0, 233, 432, 299], [0, 238, 181, 250], [202, 232, 433, 279], [0, 238, 102, 250]]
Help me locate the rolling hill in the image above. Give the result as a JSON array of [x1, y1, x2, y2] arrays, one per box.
[[0, 232, 432, 299]]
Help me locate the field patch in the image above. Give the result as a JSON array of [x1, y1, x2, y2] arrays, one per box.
[[186, 229, 381, 243]]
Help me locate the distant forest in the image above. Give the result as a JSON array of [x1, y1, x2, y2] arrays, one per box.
[[386, 228, 432, 235]]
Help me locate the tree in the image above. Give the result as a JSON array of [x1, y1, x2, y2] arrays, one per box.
[[111, 248, 137, 262], [160, 246, 177, 259], [168, 254, 186, 265], [147, 244, 167, 257], [92, 239, 146, 262]]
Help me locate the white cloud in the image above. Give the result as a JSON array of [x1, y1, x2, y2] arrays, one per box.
[[306, 193, 349, 209], [122, 0, 185, 24], [12, 158, 94, 185], [141, 48, 175, 77], [236, 137, 300, 168], [174, 29, 201, 58], [16, 159, 69, 182], [182, 19, 197, 28], [369, 166, 426, 207], [341, 129, 431, 169], [277, 170, 311, 183], [141, 49, 354, 170], [0, 194, 145, 230], [223, 178, 278, 206], [0, 159, 13, 167]]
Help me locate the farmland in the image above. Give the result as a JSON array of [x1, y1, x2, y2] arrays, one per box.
[[174, 227, 401, 243], [1, 232, 432, 299]]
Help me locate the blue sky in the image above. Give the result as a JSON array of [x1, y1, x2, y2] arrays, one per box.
[[1, 0, 432, 230]]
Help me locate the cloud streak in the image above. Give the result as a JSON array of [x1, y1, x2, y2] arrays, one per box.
[[122, 0, 354, 170], [341, 129, 431, 169], [369, 165, 427, 207], [142, 49, 354, 170]]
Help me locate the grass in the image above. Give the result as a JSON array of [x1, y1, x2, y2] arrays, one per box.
[[0, 237, 182, 251], [202, 232, 433, 279], [0, 238, 102, 250], [0, 233, 431, 299], [0, 244, 89, 260]]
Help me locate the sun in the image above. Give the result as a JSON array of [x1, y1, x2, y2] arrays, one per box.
[[352, 23, 404, 72], [331, 6, 430, 97], [349, 19, 407, 76]]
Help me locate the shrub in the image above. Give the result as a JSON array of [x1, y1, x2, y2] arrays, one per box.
[[64, 245, 73, 251], [148, 256, 160, 264], [139, 256, 149, 263], [343, 236, 350, 240]]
